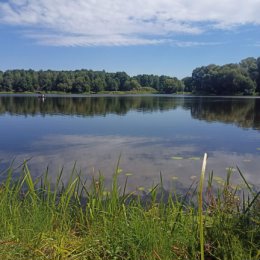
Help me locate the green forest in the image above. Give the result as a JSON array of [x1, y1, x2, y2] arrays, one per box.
[[0, 56, 259, 95], [184, 57, 260, 95], [0, 69, 183, 94]]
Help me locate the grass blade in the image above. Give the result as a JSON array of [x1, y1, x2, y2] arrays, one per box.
[[198, 153, 207, 260]]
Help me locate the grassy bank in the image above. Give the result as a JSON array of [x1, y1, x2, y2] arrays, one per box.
[[0, 158, 259, 260], [0, 89, 159, 95]]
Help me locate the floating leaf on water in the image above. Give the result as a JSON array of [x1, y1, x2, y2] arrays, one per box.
[[138, 186, 145, 191], [225, 167, 236, 172], [256, 148, 260, 150], [190, 175, 197, 180], [117, 168, 123, 174], [125, 172, 133, 176], [213, 176, 225, 185], [171, 156, 183, 160], [171, 176, 178, 180], [189, 157, 201, 160]]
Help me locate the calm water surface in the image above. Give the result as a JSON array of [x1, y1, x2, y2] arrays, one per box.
[[1, 94, 260, 190]]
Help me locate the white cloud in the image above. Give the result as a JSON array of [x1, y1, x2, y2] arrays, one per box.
[[0, 0, 260, 46], [26, 32, 171, 46], [171, 41, 223, 48]]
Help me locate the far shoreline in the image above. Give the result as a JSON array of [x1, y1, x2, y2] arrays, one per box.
[[1, 91, 260, 99]]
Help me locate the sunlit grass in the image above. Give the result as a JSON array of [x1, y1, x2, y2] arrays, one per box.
[[171, 156, 183, 160], [198, 153, 207, 260], [0, 159, 259, 260]]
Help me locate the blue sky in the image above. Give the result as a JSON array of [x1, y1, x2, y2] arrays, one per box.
[[0, 0, 260, 78]]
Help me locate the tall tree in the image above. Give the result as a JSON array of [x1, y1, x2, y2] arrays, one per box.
[[0, 71, 3, 90], [114, 72, 130, 90], [55, 72, 72, 92], [240, 57, 258, 82], [257, 57, 260, 93], [182, 77, 193, 92], [92, 77, 106, 93]]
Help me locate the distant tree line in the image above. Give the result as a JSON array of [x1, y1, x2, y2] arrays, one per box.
[[0, 69, 183, 94], [1, 56, 259, 95], [183, 57, 260, 95]]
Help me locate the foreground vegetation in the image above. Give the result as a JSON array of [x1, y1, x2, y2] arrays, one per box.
[[0, 157, 259, 260]]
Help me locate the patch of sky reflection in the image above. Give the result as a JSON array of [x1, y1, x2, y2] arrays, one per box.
[[0, 95, 260, 189]]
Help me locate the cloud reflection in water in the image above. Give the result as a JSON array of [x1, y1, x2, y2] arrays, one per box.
[[1, 134, 259, 191]]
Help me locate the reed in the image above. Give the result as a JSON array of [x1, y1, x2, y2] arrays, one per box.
[[0, 158, 259, 260], [198, 153, 207, 260]]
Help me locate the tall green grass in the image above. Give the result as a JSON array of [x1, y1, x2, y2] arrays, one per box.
[[0, 159, 259, 260], [198, 153, 207, 260]]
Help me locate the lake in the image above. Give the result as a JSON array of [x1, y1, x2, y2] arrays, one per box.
[[0, 94, 260, 191]]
